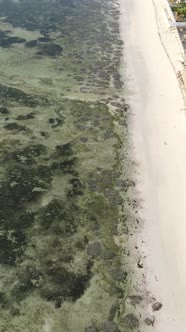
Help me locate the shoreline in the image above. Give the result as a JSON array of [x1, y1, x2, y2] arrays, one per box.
[[120, 0, 186, 330]]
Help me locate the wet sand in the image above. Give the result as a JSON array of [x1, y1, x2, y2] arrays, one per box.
[[120, 0, 186, 330]]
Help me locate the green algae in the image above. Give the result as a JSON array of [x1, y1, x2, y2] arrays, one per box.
[[0, 0, 142, 331], [0, 84, 48, 107], [36, 43, 63, 57]]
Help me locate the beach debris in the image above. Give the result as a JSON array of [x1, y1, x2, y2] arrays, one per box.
[[152, 301, 163, 311], [144, 316, 155, 326], [137, 259, 144, 268]]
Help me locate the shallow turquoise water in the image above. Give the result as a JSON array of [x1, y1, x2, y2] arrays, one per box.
[[0, 0, 140, 331]]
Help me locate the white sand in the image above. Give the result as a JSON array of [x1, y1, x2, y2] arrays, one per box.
[[120, 0, 186, 330]]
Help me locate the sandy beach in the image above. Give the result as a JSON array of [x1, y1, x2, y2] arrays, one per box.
[[120, 0, 186, 330]]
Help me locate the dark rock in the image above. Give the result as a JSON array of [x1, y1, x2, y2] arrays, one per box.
[[37, 43, 63, 57], [54, 298, 63, 309], [0, 36, 26, 48], [74, 75, 85, 82], [4, 122, 27, 131], [55, 142, 73, 157], [85, 323, 98, 332], [115, 179, 135, 189], [25, 40, 38, 48], [0, 31, 7, 39], [51, 159, 76, 175], [104, 189, 118, 198], [16, 112, 35, 120], [128, 295, 142, 306], [92, 120, 99, 126], [102, 250, 115, 260], [0, 107, 9, 114], [80, 87, 91, 93], [40, 131, 49, 138], [118, 120, 126, 126], [110, 102, 121, 108], [108, 302, 119, 321], [124, 104, 129, 112], [80, 137, 88, 142], [77, 124, 86, 131], [137, 259, 143, 268], [152, 302, 162, 311], [111, 267, 127, 281], [0, 84, 40, 107], [104, 189, 122, 206], [122, 314, 139, 329], [38, 37, 51, 43], [68, 178, 83, 196], [103, 130, 115, 140], [48, 118, 55, 124], [144, 317, 155, 326], [87, 178, 101, 192], [87, 241, 102, 257], [102, 321, 120, 332]]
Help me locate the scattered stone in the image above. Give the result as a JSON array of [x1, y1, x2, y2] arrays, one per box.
[[40, 131, 49, 138], [137, 259, 143, 268], [115, 179, 135, 189], [36, 43, 63, 57], [144, 316, 155, 326], [16, 112, 35, 120], [77, 124, 86, 131], [152, 302, 163, 311], [85, 323, 98, 332], [122, 313, 139, 329], [48, 118, 55, 124], [110, 101, 121, 107], [128, 295, 142, 306], [38, 37, 51, 43], [25, 40, 38, 48], [80, 87, 91, 93], [87, 241, 102, 257], [111, 267, 127, 281], [102, 320, 120, 332], [54, 298, 63, 309], [80, 137, 88, 142], [108, 302, 119, 321], [4, 122, 27, 131], [0, 36, 26, 47], [102, 250, 115, 260], [92, 119, 100, 126], [104, 189, 122, 205], [118, 120, 126, 126], [124, 104, 129, 112], [0, 107, 9, 114], [74, 75, 85, 82]]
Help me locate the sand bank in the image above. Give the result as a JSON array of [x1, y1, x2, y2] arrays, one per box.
[[120, 0, 186, 330]]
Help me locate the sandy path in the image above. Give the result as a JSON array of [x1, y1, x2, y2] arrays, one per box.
[[120, 0, 186, 330]]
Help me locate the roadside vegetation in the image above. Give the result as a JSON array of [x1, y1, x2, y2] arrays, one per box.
[[170, 0, 186, 21]]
